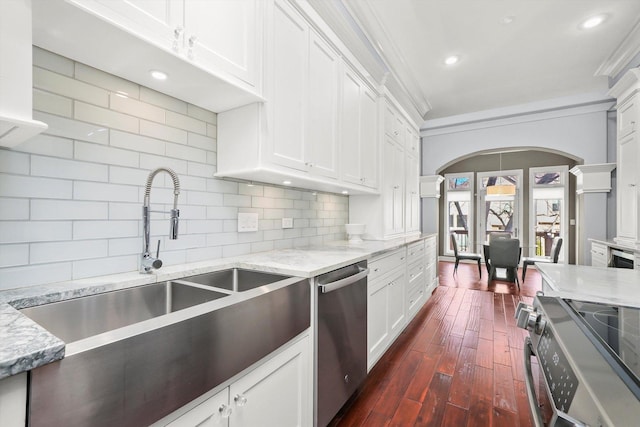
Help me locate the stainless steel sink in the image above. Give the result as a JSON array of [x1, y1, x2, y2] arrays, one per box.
[[180, 268, 287, 292], [23, 269, 310, 427], [20, 281, 230, 343]]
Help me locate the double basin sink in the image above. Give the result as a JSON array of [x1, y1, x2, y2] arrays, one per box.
[[21, 268, 310, 427]]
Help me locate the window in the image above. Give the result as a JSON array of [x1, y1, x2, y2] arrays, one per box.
[[445, 173, 474, 255], [529, 166, 568, 259]]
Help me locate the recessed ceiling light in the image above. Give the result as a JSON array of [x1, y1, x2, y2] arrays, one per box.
[[580, 14, 607, 29], [341, 190, 349, 195], [283, 180, 292, 186], [150, 70, 168, 80], [444, 55, 459, 66], [500, 15, 515, 25]]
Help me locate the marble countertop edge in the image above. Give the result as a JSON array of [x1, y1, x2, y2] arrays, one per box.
[[0, 234, 435, 380]]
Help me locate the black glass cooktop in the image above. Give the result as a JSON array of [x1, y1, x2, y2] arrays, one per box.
[[566, 299, 640, 391]]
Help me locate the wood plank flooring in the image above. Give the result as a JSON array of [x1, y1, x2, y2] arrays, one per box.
[[328, 261, 541, 427]]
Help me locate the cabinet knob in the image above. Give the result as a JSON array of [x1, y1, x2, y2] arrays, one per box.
[[218, 403, 232, 418], [630, 183, 637, 187], [174, 26, 183, 39], [188, 34, 198, 47], [234, 394, 248, 407]]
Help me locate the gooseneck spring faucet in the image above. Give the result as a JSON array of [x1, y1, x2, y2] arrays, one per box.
[[140, 167, 180, 273]]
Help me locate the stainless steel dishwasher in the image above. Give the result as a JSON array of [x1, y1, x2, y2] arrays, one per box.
[[315, 261, 369, 427]]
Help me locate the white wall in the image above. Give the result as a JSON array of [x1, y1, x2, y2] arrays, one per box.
[[0, 48, 348, 290]]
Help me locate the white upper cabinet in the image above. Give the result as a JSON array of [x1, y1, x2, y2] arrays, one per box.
[[405, 154, 421, 234], [33, 0, 263, 112], [340, 65, 379, 189], [217, 0, 378, 195], [183, 0, 260, 89], [269, 0, 308, 172]]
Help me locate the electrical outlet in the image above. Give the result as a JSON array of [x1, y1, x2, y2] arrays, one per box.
[[238, 213, 259, 232], [282, 218, 293, 229]]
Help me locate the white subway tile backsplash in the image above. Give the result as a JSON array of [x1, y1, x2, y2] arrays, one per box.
[[0, 198, 29, 220], [31, 240, 108, 264], [33, 89, 73, 117], [187, 132, 215, 151], [140, 87, 187, 114], [34, 112, 109, 145], [0, 262, 72, 290], [75, 63, 140, 98], [140, 120, 188, 145], [75, 101, 139, 133], [166, 142, 207, 163], [110, 93, 165, 123], [31, 200, 108, 220], [72, 255, 138, 280], [74, 182, 139, 202], [109, 202, 142, 220], [15, 134, 74, 158], [187, 190, 223, 206], [34, 67, 110, 107], [75, 141, 139, 168], [33, 47, 74, 76], [0, 221, 72, 243], [139, 153, 188, 175], [73, 220, 138, 240], [0, 150, 29, 174], [187, 162, 215, 178], [166, 111, 207, 134], [187, 104, 216, 124], [0, 244, 29, 268], [110, 130, 165, 156], [31, 155, 108, 182], [0, 173, 72, 199], [0, 50, 348, 289], [108, 237, 140, 256]]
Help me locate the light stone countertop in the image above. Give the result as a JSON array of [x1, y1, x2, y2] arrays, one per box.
[[0, 234, 434, 380], [537, 263, 640, 307], [589, 238, 640, 253]]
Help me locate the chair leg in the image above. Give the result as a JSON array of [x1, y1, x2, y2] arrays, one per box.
[[453, 258, 459, 276], [522, 263, 528, 281], [489, 266, 495, 282], [477, 259, 482, 278]]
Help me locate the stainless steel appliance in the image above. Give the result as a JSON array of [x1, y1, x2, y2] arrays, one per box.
[[611, 248, 635, 269], [316, 261, 369, 427], [516, 295, 640, 426]]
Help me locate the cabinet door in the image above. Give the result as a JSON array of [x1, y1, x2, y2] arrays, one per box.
[[387, 268, 406, 339], [340, 66, 363, 185], [392, 143, 406, 234], [71, 0, 183, 48], [405, 154, 420, 233], [383, 137, 405, 236], [367, 277, 389, 370], [183, 0, 260, 89], [229, 335, 309, 427], [307, 31, 339, 179], [165, 388, 230, 427], [618, 133, 638, 241], [269, 0, 308, 172], [360, 86, 378, 189]]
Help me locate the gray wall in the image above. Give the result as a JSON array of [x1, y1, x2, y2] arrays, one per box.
[[437, 150, 578, 263]]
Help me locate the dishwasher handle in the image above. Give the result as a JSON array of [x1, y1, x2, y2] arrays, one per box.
[[319, 267, 369, 294]]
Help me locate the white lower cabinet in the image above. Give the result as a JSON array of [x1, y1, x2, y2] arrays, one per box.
[[162, 333, 310, 427], [590, 241, 609, 267], [367, 248, 406, 371], [0, 373, 27, 427]]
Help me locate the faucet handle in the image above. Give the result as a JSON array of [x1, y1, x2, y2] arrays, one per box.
[[155, 240, 161, 258]]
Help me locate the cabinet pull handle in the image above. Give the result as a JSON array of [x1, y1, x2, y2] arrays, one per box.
[[218, 403, 232, 418], [629, 183, 636, 187], [173, 26, 183, 52], [234, 394, 248, 407]]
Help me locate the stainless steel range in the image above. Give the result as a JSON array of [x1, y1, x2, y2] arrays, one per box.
[[516, 295, 640, 426]]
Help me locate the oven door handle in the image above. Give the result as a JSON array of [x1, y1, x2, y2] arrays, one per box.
[[524, 337, 545, 427], [319, 267, 369, 294]]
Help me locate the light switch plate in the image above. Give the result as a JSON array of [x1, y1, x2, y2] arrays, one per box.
[[238, 213, 259, 232], [282, 217, 293, 229]]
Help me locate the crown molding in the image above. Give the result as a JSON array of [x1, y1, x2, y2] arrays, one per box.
[[595, 17, 640, 78]]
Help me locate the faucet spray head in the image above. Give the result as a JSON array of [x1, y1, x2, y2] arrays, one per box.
[[170, 209, 179, 239]]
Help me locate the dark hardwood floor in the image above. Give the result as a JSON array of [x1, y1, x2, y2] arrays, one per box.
[[329, 260, 541, 427]]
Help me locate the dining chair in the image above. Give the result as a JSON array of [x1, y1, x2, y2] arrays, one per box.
[[450, 233, 482, 278], [522, 237, 563, 281], [488, 238, 521, 288]]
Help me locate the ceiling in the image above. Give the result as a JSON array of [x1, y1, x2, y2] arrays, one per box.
[[312, 0, 640, 122]]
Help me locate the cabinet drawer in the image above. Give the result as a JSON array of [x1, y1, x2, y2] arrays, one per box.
[[618, 97, 638, 138], [407, 259, 425, 288], [407, 285, 424, 315], [590, 242, 609, 267], [407, 241, 425, 264], [369, 248, 406, 282]]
